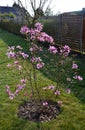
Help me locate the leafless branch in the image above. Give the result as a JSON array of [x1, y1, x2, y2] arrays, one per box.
[[30, 0, 35, 11], [16, 0, 53, 26]]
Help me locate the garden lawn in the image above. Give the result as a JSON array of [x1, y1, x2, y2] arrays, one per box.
[[0, 29, 85, 130]]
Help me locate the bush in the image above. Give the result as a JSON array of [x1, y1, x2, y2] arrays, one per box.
[[43, 19, 59, 41], [0, 21, 22, 35]]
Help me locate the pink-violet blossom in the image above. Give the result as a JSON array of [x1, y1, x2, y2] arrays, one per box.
[[7, 63, 12, 67], [6, 51, 17, 58], [20, 79, 26, 84], [57, 101, 62, 106], [20, 26, 29, 34], [66, 89, 71, 94], [8, 46, 15, 51], [72, 63, 78, 69], [14, 61, 19, 64], [63, 45, 70, 53], [54, 90, 60, 95], [21, 52, 29, 59], [36, 62, 45, 69], [16, 45, 23, 50], [35, 22, 43, 31], [48, 46, 58, 54], [17, 84, 25, 90], [73, 75, 83, 81], [43, 101, 48, 106], [48, 85, 55, 90]]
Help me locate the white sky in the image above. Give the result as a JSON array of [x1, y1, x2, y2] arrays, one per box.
[[0, 0, 85, 14]]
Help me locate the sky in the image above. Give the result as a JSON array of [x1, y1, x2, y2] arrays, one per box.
[[0, 0, 85, 14]]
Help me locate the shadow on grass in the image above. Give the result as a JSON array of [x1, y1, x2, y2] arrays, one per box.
[[1, 29, 85, 104], [40, 48, 85, 104], [0, 29, 29, 52]]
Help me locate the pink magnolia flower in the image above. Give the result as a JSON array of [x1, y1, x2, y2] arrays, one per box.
[[37, 36, 45, 42], [20, 79, 26, 84], [16, 45, 22, 50], [30, 47, 34, 52], [14, 61, 19, 64], [73, 75, 83, 81], [21, 52, 29, 59], [15, 89, 20, 95], [20, 26, 29, 34], [63, 45, 70, 53], [72, 63, 78, 69], [41, 32, 54, 43], [36, 62, 45, 69], [29, 44, 39, 52], [6, 85, 10, 93], [77, 76, 83, 81], [48, 46, 58, 54], [31, 35, 36, 41], [46, 36, 54, 43], [30, 57, 36, 63], [43, 101, 48, 106], [9, 93, 15, 100], [7, 63, 12, 67], [6, 85, 15, 100], [66, 89, 71, 94], [29, 28, 35, 36], [8, 46, 15, 51], [36, 57, 42, 62], [30, 57, 42, 63], [57, 100, 62, 106], [48, 85, 55, 90], [35, 22, 43, 31], [6, 51, 17, 58], [54, 90, 60, 95], [60, 45, 70, 57], [17, 65, 22, 70], [17, 84, 25, 90]]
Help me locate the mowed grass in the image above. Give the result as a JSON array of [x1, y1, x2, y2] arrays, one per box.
[[0, 29, 85, 130]]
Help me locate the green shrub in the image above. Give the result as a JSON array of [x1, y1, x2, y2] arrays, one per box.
[[43, 18, 60, 44], [0, 21, 22, 35]]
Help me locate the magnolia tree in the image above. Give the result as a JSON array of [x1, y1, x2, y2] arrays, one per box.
[[6, 22, 83, 121], [14, 0, 53, 26]]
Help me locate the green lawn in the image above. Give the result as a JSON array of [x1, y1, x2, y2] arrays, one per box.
[[0, 29, 85, 130]]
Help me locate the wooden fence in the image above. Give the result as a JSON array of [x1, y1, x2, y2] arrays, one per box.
[[55, 9, 85, 52]]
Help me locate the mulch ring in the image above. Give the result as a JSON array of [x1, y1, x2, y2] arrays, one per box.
[[17, 100, 61, 122]]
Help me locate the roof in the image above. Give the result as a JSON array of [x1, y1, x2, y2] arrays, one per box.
[[0, 6, 19, 15], [62, 8, 85, 16]]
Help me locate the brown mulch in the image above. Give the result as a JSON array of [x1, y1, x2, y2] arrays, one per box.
[[17, 100, 61, 122]]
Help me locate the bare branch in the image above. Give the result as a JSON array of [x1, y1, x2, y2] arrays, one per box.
[[34, 0, 36, 10], [45, 0, 52, 13], [41, 0, 50, 9], [39, 0, 42, 8], [30, 0, 35, 11], [15, 0, 53, 26]]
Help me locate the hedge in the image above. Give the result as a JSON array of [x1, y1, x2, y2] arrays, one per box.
[[0, 20, 22, 35]]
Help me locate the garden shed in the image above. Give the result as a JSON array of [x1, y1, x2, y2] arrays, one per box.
[[55, 8, 85, 52]]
